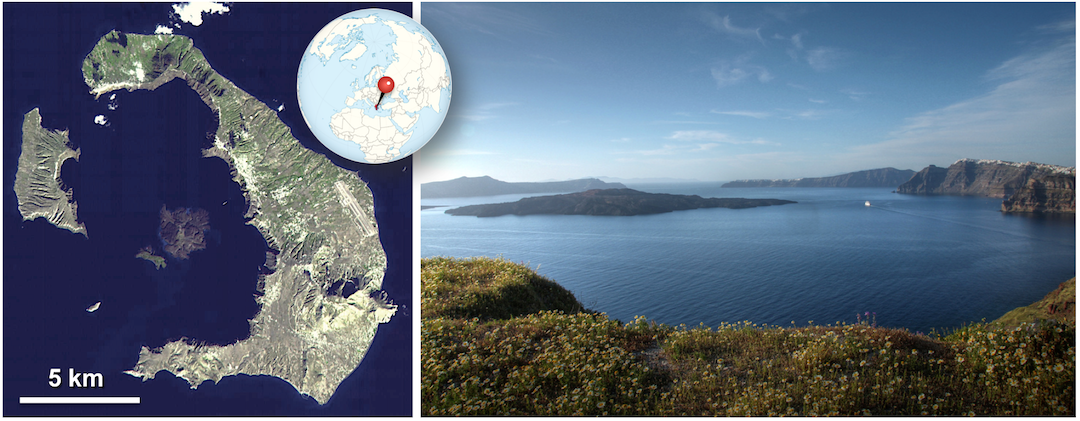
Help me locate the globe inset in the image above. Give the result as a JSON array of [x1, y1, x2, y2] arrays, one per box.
[[297, 9, 451, 164]]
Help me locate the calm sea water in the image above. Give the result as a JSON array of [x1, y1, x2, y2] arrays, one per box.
[[421, 184, 1076, 334], [4, 3, 410, 415]]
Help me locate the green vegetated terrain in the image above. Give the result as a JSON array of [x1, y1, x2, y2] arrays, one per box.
[[135, 247, 167, 270], [421, 257, 1075, 416], [15, 108, 87, 236], [995, 277, 1075, 328], [80, 30, 389, 404]]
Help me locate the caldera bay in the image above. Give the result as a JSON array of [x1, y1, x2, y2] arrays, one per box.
[[421, 185, 1075, 334]]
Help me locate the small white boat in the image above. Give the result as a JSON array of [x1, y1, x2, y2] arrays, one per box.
[[864, 201, 871, 207], [86, 302, 101, 313]]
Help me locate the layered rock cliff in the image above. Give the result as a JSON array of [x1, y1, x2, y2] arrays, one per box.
[[1001, 175, 1076, 213], [722, 167, 915, 188], [897, 159, 1074, 198]]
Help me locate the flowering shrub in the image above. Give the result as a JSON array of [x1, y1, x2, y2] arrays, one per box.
[[422, 257, 1075, 416], [422, 312, 663, 415]]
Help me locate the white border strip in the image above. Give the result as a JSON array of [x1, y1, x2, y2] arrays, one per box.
[[412, 4, 423, 419]]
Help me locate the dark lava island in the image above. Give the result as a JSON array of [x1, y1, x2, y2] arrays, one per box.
[[158, 205, 210, 259], [446, 188, 796, 217]]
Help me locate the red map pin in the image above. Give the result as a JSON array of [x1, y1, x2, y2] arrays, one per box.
[[375, 76, 395, 110], [379, 76, 395, 93]]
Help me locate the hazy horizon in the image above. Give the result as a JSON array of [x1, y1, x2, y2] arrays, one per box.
[[415, 3, 1076, 184]]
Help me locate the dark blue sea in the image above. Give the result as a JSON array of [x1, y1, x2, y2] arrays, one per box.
[[422, 185, 1075, 334], [4, 3, 411, 416]]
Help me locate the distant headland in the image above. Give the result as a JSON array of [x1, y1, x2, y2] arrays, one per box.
[[445, 188, 796, 217], [722, 168, 916, 188]]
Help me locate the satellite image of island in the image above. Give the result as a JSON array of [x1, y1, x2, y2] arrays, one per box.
[[158, 205, 211, 259], [4, 3, 411, 415]]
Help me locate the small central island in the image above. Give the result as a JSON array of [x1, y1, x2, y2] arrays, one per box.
[[445, 188, 796, 217]]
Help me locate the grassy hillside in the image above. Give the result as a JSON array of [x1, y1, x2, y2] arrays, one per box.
[[421, 257, 1075, 416]]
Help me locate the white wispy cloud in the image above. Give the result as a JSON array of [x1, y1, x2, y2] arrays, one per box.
[[424, 3, 556, 37], [806, 47, 846, 71], [456, 102, 519, 121], [711, 60, 772, 88], [788, 33, 804, 49], [667, 130, 734, 142], [1037, 20, 1075, 34], [845, 34, 1076, 167], [703, 12, 764, 43], [791, 109, 828, 120], [529, 54, 560, 64], [763, 4, 812, 23], [711, 110, 772, 119], [841, 88, 870, 101], [775, 32, 804, 61], [667, 130, 779, 145], [622, 144, 682, 156], [435, 149, 499, 156], [650, 120, 722, 125], [808, 98, 827, 104], [616, 130, 779, 157], [610, 137, 632, 143]]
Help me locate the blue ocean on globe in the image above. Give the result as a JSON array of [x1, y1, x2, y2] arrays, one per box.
[[298, 8, 452, 164], [422, 185, 1075, 335], [4, 3, 410, 416]]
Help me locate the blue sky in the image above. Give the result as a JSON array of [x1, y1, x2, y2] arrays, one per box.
[[415, 2, 1075, 183]]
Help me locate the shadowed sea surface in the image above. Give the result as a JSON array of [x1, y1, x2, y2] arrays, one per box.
[[422, 184, 1075, 334]]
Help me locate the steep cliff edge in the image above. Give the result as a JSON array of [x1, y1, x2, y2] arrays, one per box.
[[994, 278, 1075, 328], [897, 159, 1073, 198], [895, 165, 950, 195], [1001, 175, 1076, 213]]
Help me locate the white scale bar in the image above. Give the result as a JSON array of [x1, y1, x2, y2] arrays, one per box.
[[20, 397, 140, 404]]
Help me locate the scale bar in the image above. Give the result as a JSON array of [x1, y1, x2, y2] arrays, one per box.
[[20, 397, 140, 404]]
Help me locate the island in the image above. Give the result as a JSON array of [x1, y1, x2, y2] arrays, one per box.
[[721, 167, 915, 188], [158, 205, 210, 259], [79, 30, 394, 404], [135, 246, 167, 270], [421, 175, 626, 198], [445, 188, 796, 217], [14, 108, 87, 237]]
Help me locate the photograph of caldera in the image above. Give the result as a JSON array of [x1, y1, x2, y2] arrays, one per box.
[[417, 2, 1075, 416]]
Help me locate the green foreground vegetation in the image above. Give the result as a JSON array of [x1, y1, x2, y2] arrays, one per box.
[[421, 257, 1075, 416]]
